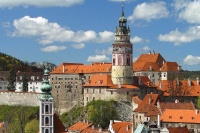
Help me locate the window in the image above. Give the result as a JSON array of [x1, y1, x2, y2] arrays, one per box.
[[45, 117, 49, 125], [45, 129, 49, 133], [191, 125, 195, 128], [93, 89, 95, 93], [93, 97, 95, 101], [127, 58, 130, 65], [45, 105, 49, 113], [99, 89, 101, 94], [113, 59, 116, 65], [111, 91, 113, 95], [86, 97, 88, 101]]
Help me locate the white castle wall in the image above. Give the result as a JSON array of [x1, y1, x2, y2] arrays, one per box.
[[0, 91, 40, 106]]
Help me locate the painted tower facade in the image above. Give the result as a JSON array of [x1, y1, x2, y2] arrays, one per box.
[[111, 5, 133, 85], [39, 69, 54, 133]]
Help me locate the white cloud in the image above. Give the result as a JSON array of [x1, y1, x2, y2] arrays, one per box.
[[0, 0, 84, 8], [178, 1, 200, 24], [142, 46, 151, 52], [95, 47, 112, 55], [10, 16, 114, 45], [130, 36, 144, 43], [183, 55, 200, 65], [158, 26, 200, 45], [173, 0, 190, 11], [109, 0, 133, 2], [128, 1, 169, 22], [87, 55, 110, 62], [71, 43, 85, 49], [41, 45, 66, 52], [96, 31, 114, 43]]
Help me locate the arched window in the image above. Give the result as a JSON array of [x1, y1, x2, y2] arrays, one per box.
[[45, 117, 49, 125], [45, 129, 49, 133], [45, 105, 49, 113]]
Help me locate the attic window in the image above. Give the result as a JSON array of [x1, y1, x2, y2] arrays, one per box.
[[192, 117, 194, 120], [180, 116, 183, 119], [169, 116, 172, 119]]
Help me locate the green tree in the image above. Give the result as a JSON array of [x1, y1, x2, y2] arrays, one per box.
[[7, 68, 16, 91], [22, 73, 28, 92], [25, 119, 39, 133], [197, 97, 200, 109], [85, 100, 118, 128]]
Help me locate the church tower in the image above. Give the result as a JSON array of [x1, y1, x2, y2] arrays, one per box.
[[39, 69, 54, 133], [111, 4, 133, 85]]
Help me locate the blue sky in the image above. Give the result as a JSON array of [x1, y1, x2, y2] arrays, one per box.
[[0, 0, 200, 71]]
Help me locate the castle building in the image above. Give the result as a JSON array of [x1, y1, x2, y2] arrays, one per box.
[[39, 69, 54, 133], [111, 5, 133, 85]]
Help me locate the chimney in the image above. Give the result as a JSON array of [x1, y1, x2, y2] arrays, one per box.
[[118, 79, 121, 88], [157, 114, 160, 128], [99, 128, 102, 132], [92, 125, 95, 129], [163, 60, 165, 65], [176, 77, 179, 86], [126, 125, 129, 131], [138, 76, 141, 85], [157, 100, 160, 109], [159, 82, 162, 90], [188, 78, 191, 87], [149, 96, 152, 105], [197, 77, 199, 85], [110, 120, 114, 125], [149, 51, 151, 55], [195, 109, 199, 115], [62, 65, 65, 73]]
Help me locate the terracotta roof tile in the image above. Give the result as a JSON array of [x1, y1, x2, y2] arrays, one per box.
[[133, 76, 157, 88], [133, 62, 160, 71], [160, 62, 179, 72], [134, 53, 165, 66], [161, 109, 200, 123], [68, 121, 92, 132], [167, 127, 190, 133], [83, 74, 113, 87], [132, 95, 142, 105], [82, 127, 108, 133], [134, 94, 161, 113], [51, 62, 112, 74], [112, 122, 132, 133], [109, 84, 138, 89], [157, 80, 200, 96]]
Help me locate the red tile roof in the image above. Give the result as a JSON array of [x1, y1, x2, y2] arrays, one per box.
[[157, 80, 200, 96], [160, 62, 179, 72], [133, 62, 160, 71], [134, 94, 161, 113], [81, 126, 108, 133], [133, 76, 157, 88], [167, 127, 190, 133], [51, 62, 112, 74], [111, 122, 132, 133], [161, 109, 200, 123], [68, 121, 92, 132], [134, 53, 165, 66], [132, 95, 142, 105], [83, 74, 113, 87]]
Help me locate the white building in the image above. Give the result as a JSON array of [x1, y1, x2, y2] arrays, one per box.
[[15, 72, 43, 93]]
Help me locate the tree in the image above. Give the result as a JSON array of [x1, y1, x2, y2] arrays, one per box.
[[85, 100, 118, 128], [197, 97, 200, 109], [22, 73, 28, 92], [7, 68, 16, 91], [25, 119, 39, 133]]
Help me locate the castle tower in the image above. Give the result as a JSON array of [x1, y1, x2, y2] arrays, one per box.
[[39, 69, 54, 133], [111, 4, 133, 85]]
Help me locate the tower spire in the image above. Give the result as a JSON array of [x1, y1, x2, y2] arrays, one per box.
[[122, 0, 124, 17]]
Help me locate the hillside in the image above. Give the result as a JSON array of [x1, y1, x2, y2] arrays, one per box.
[[0, 52, 42, 72]]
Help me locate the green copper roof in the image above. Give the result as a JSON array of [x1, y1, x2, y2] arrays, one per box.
[[39, 69, 53, 100]]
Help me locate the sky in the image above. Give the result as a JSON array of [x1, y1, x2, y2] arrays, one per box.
[[0, 0, 200, 71]]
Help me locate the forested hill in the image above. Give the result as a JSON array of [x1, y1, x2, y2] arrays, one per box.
[[0, 52, 43, 72]]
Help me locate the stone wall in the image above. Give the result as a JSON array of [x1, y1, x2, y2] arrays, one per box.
[[0, 91, 40, 106]]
